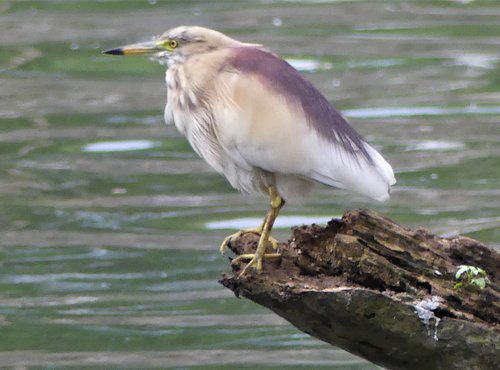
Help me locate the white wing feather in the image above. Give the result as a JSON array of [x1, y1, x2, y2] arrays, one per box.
[[210, 71, 395, 201]]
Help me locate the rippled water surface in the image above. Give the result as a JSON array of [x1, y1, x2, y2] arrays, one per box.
[[1, 0, 499, 368]]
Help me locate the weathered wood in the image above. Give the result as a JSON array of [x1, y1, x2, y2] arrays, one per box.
[[219, 209, 500, 370]]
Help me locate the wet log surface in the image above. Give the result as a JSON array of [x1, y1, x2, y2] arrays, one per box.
[[219, 209, 500, 370]]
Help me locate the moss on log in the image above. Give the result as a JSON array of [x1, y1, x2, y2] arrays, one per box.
[[219, 209, 500, 370]]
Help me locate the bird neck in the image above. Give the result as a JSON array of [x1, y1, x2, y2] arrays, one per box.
[[167, 53, 186, 68]]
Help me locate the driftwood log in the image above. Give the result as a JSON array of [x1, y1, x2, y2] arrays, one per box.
[[219, 209, 499, 370]]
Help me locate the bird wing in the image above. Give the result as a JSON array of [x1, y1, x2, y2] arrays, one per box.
[[212, 47, 395, 201]]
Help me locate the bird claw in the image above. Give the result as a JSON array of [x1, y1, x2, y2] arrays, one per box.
[[267, 235, 279, 250], [219, 232, 240, 255], [219, 213, 281, 277], [233, 253, 281, 278], [220, 227, 277, 255]]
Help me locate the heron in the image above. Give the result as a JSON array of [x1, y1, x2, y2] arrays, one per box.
[[103, 26, 396, 277]]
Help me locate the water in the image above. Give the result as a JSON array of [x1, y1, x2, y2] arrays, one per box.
[[1, 0, 499, 368]]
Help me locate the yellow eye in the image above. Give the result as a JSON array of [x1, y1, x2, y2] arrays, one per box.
[[168, 39, 178, 49]]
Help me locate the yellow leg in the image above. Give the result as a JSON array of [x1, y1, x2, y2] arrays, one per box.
[[219, 207, 279, 255], [233, 186, 285, 277]]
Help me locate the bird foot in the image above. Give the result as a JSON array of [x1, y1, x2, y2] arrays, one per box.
[[219, 228, 260, 255], [233, 253, 281, 278], [219, 228, 279, 255]]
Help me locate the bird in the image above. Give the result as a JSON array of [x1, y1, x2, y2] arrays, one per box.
[[103, 26, 396, 277]]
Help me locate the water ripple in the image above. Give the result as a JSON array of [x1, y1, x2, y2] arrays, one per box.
[[205, 215, 337, 230], [82, 140, 160, 153], [345, 105, 500, 118]]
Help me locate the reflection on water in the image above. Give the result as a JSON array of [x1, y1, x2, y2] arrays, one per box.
[[1, 0, 499, 368], [403, 140, 465, 152], [82, 140, 161, 153], [287, 58, 333, 72], [344, 105, 500, 118], [205, 215, 336, 230]]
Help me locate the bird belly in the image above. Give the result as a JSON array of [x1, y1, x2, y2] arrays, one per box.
[[168, 99, 262, 195]]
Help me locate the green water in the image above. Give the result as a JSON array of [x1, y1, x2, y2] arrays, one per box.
[[1, 0, 499, 368]]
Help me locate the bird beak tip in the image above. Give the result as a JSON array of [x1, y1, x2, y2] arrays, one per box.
[[102, 47, 124, 56]]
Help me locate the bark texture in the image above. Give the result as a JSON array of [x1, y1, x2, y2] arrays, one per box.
[[219, 209, 500, 370]]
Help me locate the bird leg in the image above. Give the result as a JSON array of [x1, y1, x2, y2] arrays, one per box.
[[219, 225, 264, 255], [233, 186, 285, 277], [219, 225, 280, 254], [219, 197, 279, 255]]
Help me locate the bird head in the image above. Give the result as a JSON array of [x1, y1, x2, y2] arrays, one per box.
[[103, 26, 250, 67]]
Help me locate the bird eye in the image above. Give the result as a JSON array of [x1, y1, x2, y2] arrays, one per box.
[[168, 40, 178, 49]]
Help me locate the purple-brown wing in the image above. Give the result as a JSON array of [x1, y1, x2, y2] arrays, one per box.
[[226, 46, 372, 163]]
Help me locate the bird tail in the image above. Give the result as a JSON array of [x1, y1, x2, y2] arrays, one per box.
[[362, 143, 396, 201], [309, 140, 396, 202]]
